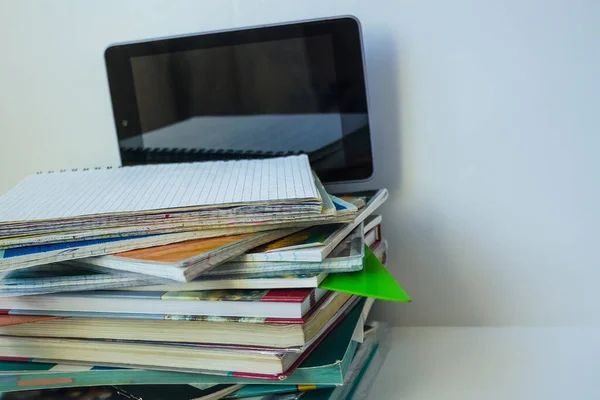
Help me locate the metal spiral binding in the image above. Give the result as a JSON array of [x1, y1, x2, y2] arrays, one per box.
[[35, 166, 122, 174]]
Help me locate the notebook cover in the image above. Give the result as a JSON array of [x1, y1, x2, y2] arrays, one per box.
[[319, 247, 411, 302], [0, 155, 320, 224], [0, 162, 359, 251]]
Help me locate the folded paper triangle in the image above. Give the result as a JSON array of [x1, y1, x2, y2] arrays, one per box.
[[319, 247, 411, 302]]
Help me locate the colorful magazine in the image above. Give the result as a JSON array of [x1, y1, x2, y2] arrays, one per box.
[[235, 189, 387, 262], [244, 224, 343, 253], [208, 225, 365, 278], [0, 225, 374, 296], [74, 228, 297, 281]]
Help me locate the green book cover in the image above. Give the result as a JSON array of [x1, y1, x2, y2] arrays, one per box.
[[296, 343, 380, 400]]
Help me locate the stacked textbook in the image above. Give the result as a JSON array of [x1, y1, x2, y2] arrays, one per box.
[[0, 155, 408, 399]]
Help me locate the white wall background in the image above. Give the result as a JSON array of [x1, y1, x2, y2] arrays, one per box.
[[1, 0, 598, 327]]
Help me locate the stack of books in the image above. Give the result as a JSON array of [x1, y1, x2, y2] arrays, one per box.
[[0, 155, 408, 399]]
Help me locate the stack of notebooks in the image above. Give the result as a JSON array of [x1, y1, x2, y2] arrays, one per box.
[[0, 155, 409, 400]]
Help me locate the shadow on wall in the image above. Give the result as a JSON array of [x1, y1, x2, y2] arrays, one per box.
[[363, 29, 402, 194], [372, 206, 501, 326], [365, 29, 491, 327]]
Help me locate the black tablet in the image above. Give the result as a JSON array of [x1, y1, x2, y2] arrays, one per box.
[[105, 16, 373, 184]]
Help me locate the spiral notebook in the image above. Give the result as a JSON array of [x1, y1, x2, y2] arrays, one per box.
[[0, 155, 319, 224]]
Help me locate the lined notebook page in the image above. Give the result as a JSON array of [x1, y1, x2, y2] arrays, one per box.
[[0, 155, 318, 222]]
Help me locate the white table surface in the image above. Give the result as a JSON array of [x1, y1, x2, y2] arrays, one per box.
[[368, 327, 600, 400]]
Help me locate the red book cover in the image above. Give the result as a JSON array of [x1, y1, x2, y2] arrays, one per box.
[[260, 289, 313, 303], [264, 291, 330, 324]]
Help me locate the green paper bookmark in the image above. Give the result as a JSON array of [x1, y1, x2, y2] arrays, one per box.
[[319, 246, 411, 302]]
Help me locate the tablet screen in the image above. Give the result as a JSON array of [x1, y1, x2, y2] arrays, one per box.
[[106, 18, 373, 183]]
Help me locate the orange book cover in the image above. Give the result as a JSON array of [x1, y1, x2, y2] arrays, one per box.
[[0, 315, 60, 327], [113, 233, 252, 263]]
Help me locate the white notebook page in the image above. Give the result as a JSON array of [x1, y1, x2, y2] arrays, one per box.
[[0, 155, 318, 222]]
